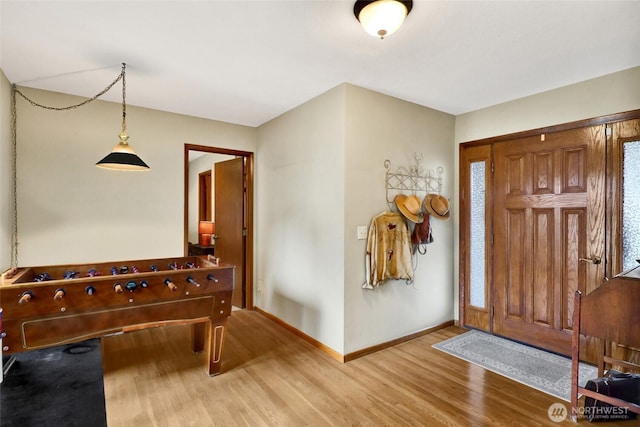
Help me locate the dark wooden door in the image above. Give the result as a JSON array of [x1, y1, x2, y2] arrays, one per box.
[[214, 157, 245, 308], [493, 125, 606, 355], [199, 170, 212, 221]]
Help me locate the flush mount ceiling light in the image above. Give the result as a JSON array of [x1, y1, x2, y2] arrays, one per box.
[[354, 0, 413, 39], [96, 63, 150, 171]]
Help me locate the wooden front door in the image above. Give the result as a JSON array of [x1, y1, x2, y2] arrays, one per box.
[[492, 126, 606, 355], [214, 157, 246, 308]]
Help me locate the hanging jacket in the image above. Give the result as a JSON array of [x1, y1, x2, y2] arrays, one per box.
[[363, 212, 414, 289]]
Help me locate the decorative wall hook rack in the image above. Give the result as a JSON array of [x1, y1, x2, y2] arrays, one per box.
[[384, 153, 443, 207]]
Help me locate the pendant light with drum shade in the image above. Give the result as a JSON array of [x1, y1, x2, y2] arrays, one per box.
[[96, 63, 150, 171], [9, 63, 150, 269], [353, 0, 413, 39]]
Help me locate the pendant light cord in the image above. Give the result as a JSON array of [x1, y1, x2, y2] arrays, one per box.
[[13, 64, 125, 111], [121, 63, 127, 134], [9, 64, 127, 267], [10, 86, 18, 268]]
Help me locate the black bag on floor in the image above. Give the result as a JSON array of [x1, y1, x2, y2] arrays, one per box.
[[583, 371, 640, 422]]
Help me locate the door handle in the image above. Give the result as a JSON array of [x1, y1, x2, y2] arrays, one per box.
[[579, 256, 601, 265]]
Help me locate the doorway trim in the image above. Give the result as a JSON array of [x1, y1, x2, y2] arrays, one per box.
[[184, 143, 254, 310]]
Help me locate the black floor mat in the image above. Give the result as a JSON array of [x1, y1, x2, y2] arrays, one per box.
[[1, 339, 107, 427]]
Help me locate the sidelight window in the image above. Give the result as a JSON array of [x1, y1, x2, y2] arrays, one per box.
[[622, 140, 640, 271], [469, 161, 486, 308]]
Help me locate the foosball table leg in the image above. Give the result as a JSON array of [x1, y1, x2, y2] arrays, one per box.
[[191, 322, 206, 353], [206, 320, 226, 376]]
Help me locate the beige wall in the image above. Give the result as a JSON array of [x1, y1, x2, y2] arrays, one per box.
[[256, 85, 347, 353], [343, 84, 455, 353], [12, 87, 256, 266], [0, 71, 13, 271], [256, 83, 456, 354], [455, 67, 640, 144]]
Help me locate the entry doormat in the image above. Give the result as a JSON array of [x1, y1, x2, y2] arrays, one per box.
[[432, 330, 597, 402], [1, 338, 107, 427]]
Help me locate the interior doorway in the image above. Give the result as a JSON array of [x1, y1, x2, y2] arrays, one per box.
[[184, 144, 254, 310]]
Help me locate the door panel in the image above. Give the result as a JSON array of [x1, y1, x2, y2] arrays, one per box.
[[532, 208, 553, 327], [493, 126, 606, 356], [460, 144, 492, 332], [214, 157, 245, 308], [505, 208, 526, 320], [533, 151, 553, 194], [561, 208, 585, 331]]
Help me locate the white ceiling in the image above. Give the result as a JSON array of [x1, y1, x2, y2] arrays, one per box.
[[2, 1, 639, 128]]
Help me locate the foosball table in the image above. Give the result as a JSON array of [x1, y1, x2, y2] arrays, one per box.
[[0, 255, 234, 376]]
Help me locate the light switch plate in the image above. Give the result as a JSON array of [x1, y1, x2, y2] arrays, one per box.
[[357, 226, 368, 240]]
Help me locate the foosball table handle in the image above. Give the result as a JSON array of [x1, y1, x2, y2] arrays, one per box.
[[164, 279, 178, 292], [18, 291, 33, 304], [53, 288, 66, 301], [1, 267, 18, 280]]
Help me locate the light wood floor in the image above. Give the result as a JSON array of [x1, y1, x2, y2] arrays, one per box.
[[102, 310, 631, 426]]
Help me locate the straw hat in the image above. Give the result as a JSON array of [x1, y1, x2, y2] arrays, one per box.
[[423, 194, 450, 220], [395, 194, 424, 223]]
